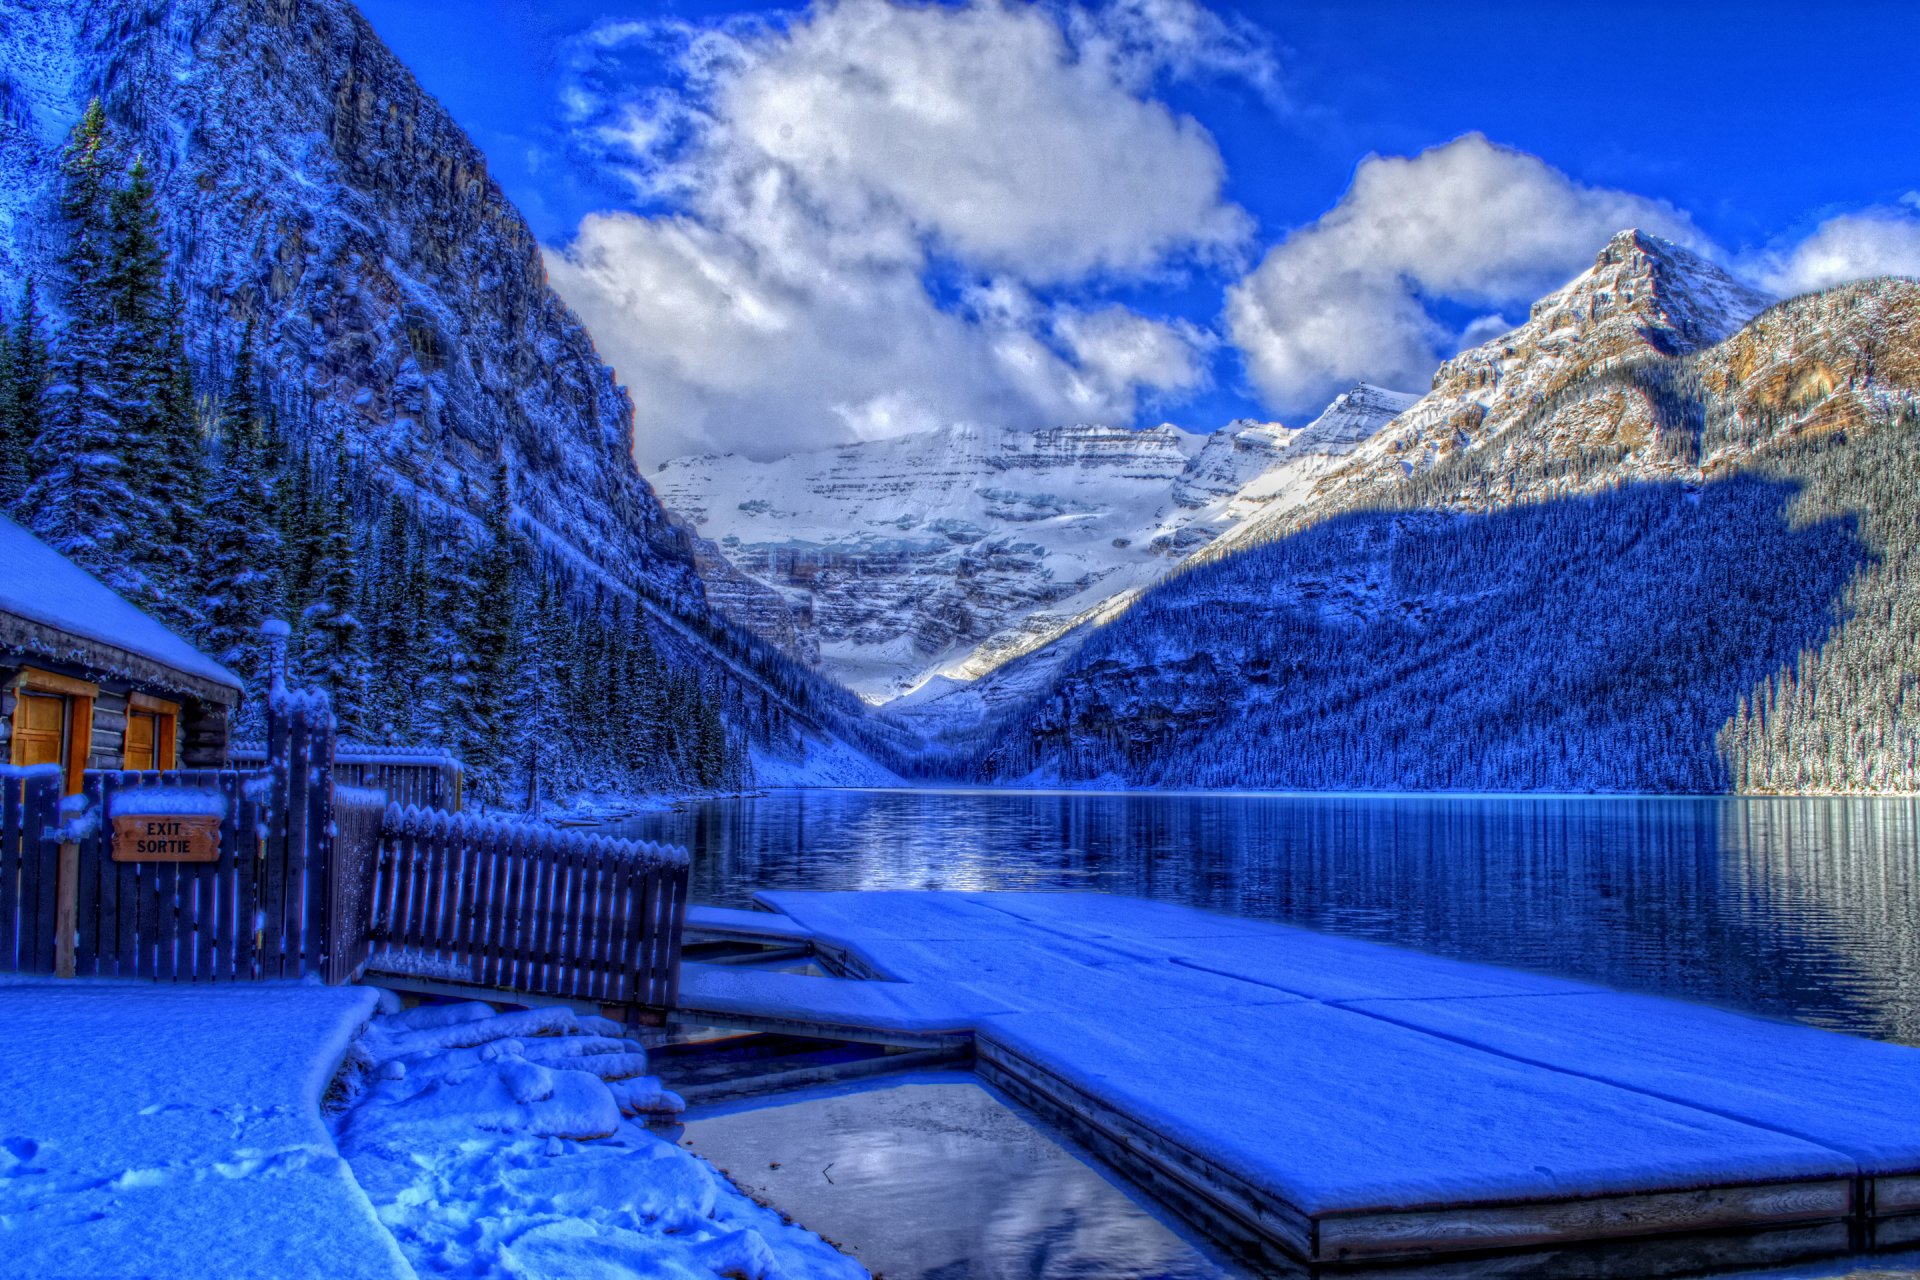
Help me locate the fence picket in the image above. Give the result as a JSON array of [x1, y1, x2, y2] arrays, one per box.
[[0, 775, 19, 972]]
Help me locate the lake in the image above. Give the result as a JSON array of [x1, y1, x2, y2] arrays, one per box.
[[612, 788, 1920, 1046]]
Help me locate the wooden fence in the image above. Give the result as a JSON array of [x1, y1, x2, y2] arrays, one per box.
[[367, 805, 689, 1007], [326, 785, 387, 986], [2, 687, 690, 1009], [230, 742, 462, 812], [0, 765, 63, 975]]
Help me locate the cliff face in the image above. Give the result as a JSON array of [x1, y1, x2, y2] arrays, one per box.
[[0, 0, 700, 604]]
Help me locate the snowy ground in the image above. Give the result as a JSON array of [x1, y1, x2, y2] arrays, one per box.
[[330, 997, 868, 1280], [0, 976, 864, 1280], [0, 977, 409, 1280]]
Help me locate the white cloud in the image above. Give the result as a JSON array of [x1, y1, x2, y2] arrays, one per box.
[[1224, 133, 1707, 414], [1753, 207, 1920, 295], [549, 0, 1256, 464]]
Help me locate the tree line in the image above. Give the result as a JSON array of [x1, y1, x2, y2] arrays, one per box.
[[0, 102, 753, 805]]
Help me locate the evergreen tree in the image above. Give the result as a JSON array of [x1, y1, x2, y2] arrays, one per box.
[[199, 323, 282, 712], [151, 284, 204, 586], [458, 459, 520, 801], [26, 100, 140, 590], [300, 433, 371, 737], [0, 284, 36, 512]]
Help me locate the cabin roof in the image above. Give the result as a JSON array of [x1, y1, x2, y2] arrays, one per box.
[[0, 516, 243, 705]]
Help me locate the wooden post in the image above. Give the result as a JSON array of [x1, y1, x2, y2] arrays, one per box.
[[54, 839, 77, 978]]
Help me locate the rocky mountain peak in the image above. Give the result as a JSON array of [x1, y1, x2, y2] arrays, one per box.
[[1524, 228, 1773, 355]]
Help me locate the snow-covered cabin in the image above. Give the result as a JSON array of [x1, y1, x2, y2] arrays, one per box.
[[0, 517, 242, 792]]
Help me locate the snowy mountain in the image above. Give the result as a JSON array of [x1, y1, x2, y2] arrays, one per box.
[[654, 385, 1414, 702], [0, 0, 888, 792], [1204, 229, 1774, 560], [0, 0, 695, 602], [953, 234, 1920, 793]]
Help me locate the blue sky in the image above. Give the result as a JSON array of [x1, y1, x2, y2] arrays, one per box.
[[358, 0, 1920, 463]]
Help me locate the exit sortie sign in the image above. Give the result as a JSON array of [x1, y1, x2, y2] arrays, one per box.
[[110, 815, 221, 863]]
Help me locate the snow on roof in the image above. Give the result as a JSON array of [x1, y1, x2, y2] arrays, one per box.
[[0, 515, 242, 693]]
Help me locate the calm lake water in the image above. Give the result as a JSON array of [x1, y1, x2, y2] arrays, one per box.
[[613, 788, 1920, 1046]]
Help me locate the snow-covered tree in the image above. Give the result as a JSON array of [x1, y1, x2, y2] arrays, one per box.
[[300, 434, 371, 737]]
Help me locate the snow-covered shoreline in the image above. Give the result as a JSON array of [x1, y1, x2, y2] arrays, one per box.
[[330, 997, 868, 1280]]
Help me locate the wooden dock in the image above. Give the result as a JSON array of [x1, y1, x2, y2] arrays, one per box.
[[676, 892, 1920, 1272]]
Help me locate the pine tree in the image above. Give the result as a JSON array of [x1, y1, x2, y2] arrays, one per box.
[[151, 284, 205, 589], [27, 100, 141, 590], [105, 158, 191, 617], [199, 323, 282, 715], [300, 433, 372, 738], [459, 459, 520, 801]]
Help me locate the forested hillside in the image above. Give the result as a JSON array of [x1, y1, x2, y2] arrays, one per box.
[[969, 262, 1920, 793], [0, 0, 887, 805]]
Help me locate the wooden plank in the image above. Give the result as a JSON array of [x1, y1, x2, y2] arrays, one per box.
[[393, 814, 419, 955], [234, 786, 259, 980], [529, 832, 561, 996], [260, 716, 289, 981], [554, 841, 582, 999], [462, 819, 494, 980], [569, 841, 595, 999], [498, 825, 530, 990], [564, 844, 589, 999], [154, 855, 177, 982], [662, 869, 689, 1009], [303, 729, 331, 975], [429, 817, 457, 965], [511, 828, 543, 992], [418, 816, 444, 955], [477, 822, 510, 988], [210, 773, 236, 980], [634, 869, 662, 1008], [0, 774, 20, 972], [204, 774, 234, 980], [585, 848, 613, 1001], [446, 814, 475, 970], [617, 864, 649, 1006], [602, 858, 633, 1004]]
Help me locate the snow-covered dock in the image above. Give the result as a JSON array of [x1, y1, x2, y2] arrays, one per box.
[[677, 892, 1920, 1268]]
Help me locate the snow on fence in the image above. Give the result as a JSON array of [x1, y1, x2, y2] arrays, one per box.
[[231, 741, 462, 812], [0, 765, 63, 974], [368, 805, 690, 1008]]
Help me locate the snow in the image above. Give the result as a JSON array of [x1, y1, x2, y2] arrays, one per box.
[[0, 978, 408, 1280], [655, 392, 1412, 704], [750, 738, 904, 790], [106, 787, 229, 818], [980, 1002, 1845, 1215], [333, 998, 867, 1280], [0, 515, 241, 691], [684, 904, 817, 944], [1347, 991, 1920, 1172], [716, 891, 1920, 1219]]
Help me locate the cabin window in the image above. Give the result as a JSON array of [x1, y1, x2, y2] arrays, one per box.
[[124, 694, 179, 772], [12, 692, 68, 769], [9, 668, 100, 794]]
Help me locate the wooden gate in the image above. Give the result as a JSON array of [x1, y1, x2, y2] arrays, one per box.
[[70, 769, 267, 980]]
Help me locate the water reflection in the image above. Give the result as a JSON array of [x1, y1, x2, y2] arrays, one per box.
[[678, 1072, 1248, 1280], [614, 790, 1920, 1045]]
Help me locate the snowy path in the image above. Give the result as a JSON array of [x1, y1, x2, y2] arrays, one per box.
[[0, 978, 408, 1280], [680, 891, 1920, 1264]]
